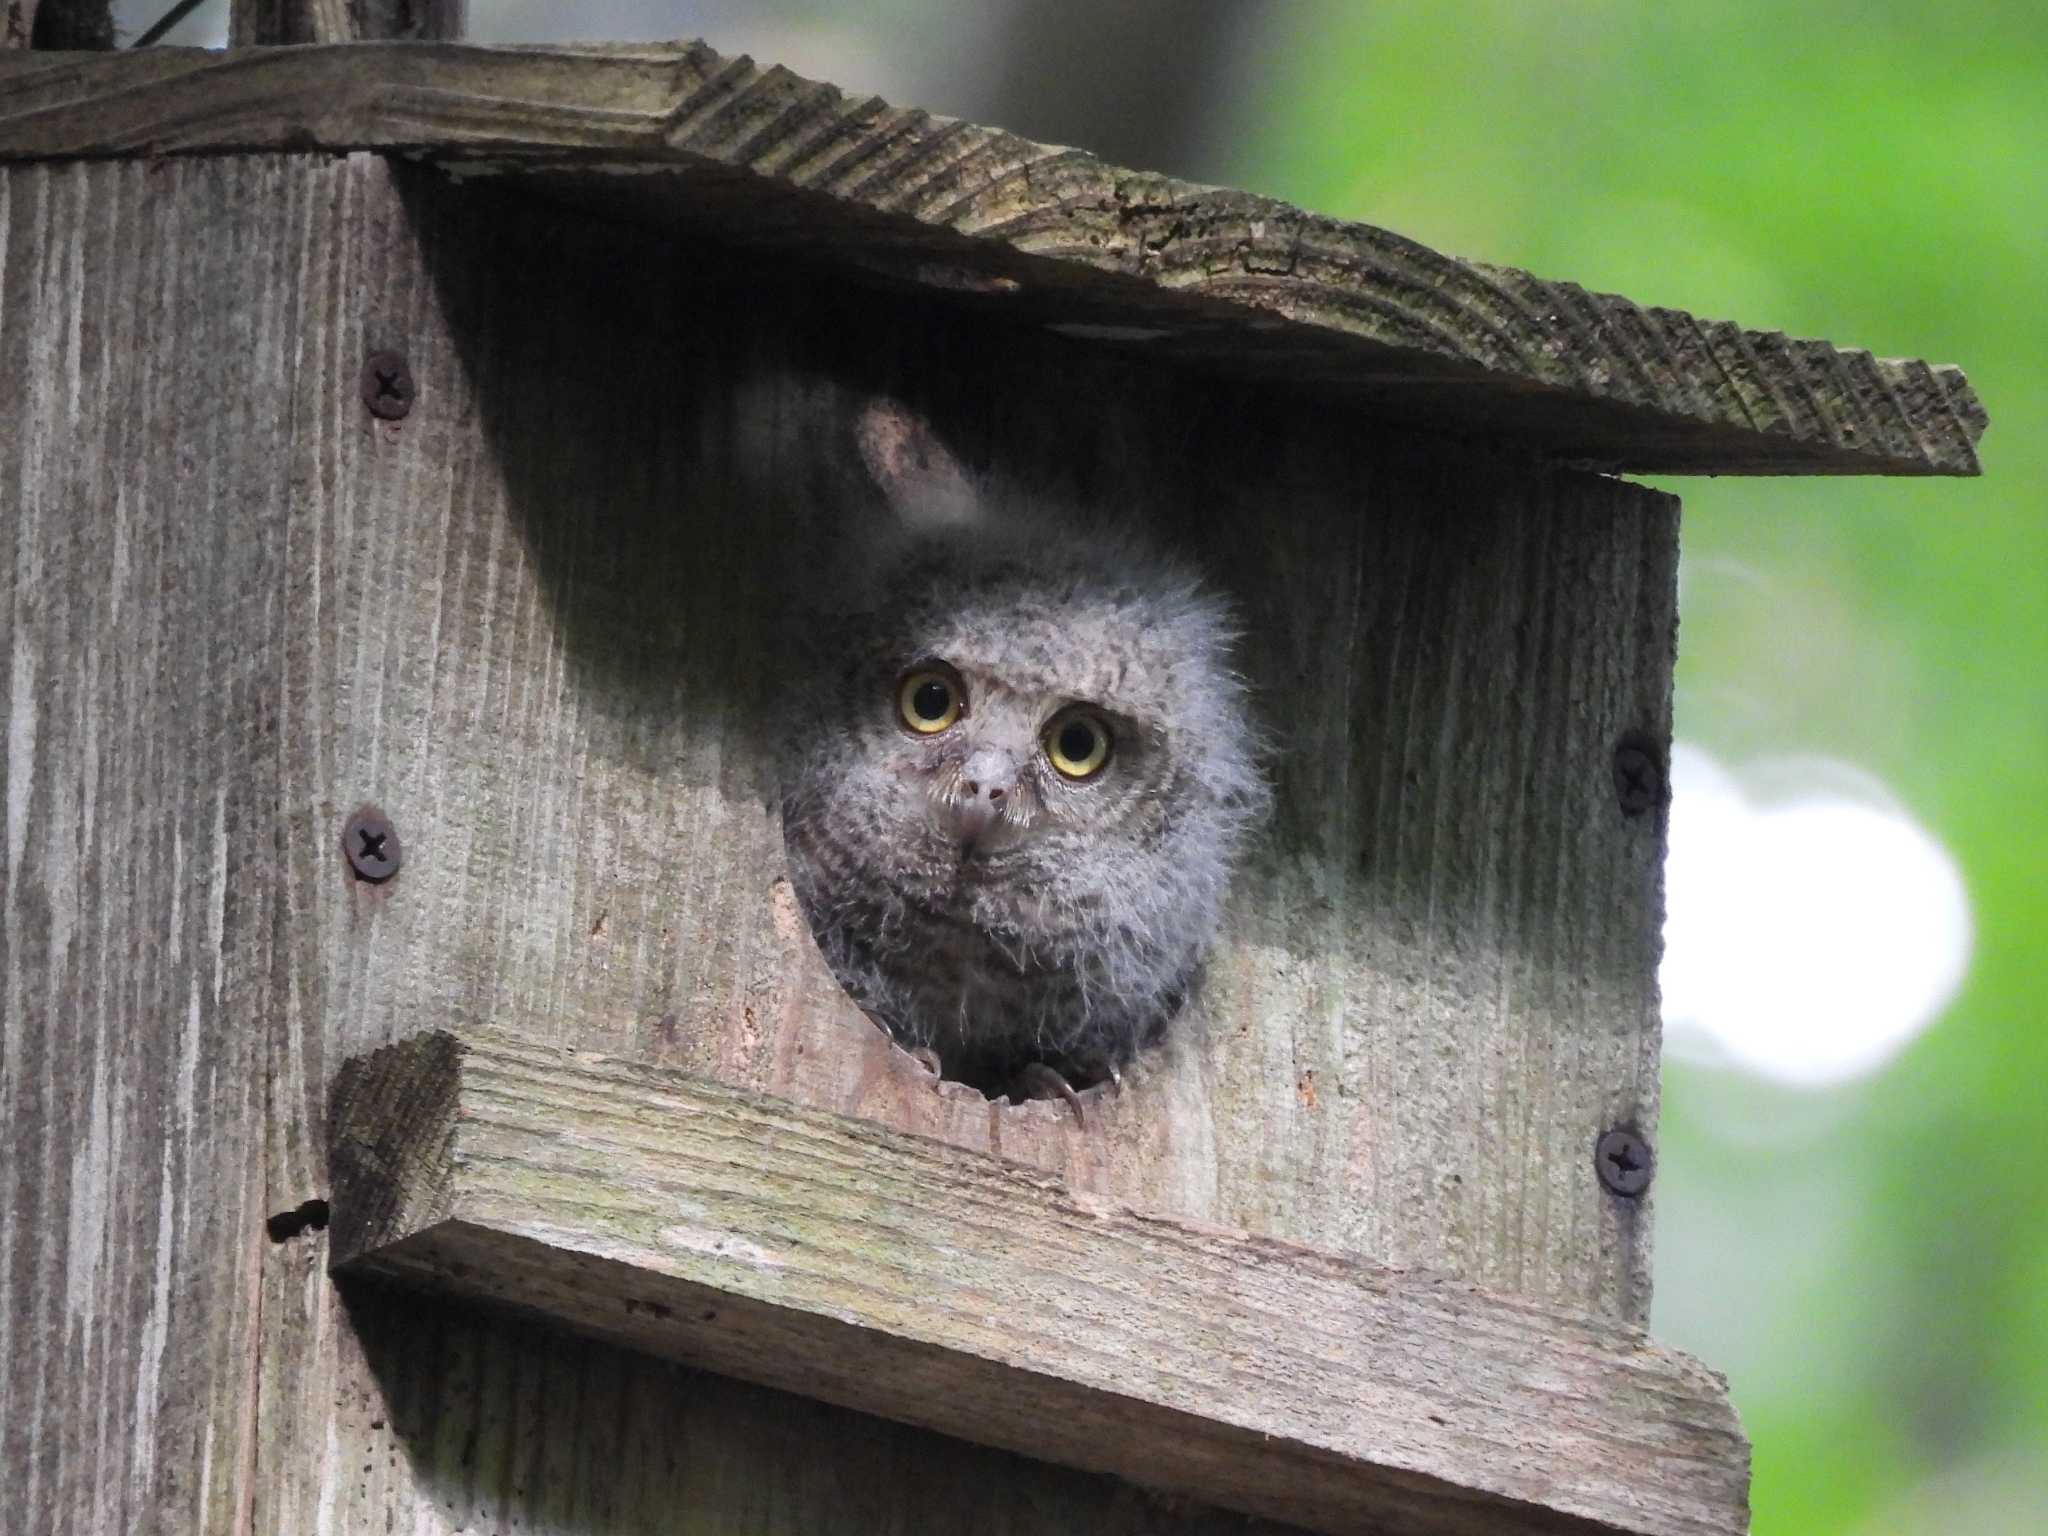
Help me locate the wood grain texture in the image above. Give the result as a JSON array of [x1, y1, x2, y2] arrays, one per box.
[[3, 0, 37, 49], [0, 40, 1985, 477], [329, 1029, 1749, 1536], [1, 155, 286, 1535], [232, 0, 356, 47], [3, 151, 1719, 1531], [230, 0, 462, 45]]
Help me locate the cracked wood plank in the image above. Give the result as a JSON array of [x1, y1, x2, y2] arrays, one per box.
[[0, 39, 1985, 476], [328, 1029, 1750, 1536], [331, 1028, 1744, 1536]]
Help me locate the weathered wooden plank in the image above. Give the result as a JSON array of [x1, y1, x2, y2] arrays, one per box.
[[232, 0, 356, 46], [0, 41, 1984, 477], [0, 154, 290, 1536], [3, 0, 37, 49], [328, 1028, 1749, 1536], [317, 1286, 1295, 1536], [230, 0, 463, 46]]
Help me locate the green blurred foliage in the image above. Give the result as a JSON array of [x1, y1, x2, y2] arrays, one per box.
[[1228, 5, 2045, 1531]]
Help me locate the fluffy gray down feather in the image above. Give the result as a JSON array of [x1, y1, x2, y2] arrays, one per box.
[[780, 412, 1267, 1092]]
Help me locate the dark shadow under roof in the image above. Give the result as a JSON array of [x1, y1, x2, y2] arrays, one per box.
[[0, 40, 1986, 476]]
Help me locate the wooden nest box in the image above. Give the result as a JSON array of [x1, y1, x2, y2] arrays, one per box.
[[0, 37, 1984, 1536]]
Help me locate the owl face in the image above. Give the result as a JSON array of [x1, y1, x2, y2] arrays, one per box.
[[781, 515, 1267, 1082], [828, 544, 1236, 903], [889, 656, 1121, 851]]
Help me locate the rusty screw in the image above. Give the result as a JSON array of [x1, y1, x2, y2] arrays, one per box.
[[1595, 1128, 1654, 1198], [1612, 736, 1664, 817], [343, 807, 401, 884], [359, 351, 415, 421]]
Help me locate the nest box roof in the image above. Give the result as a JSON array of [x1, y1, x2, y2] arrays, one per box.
[[0, 40, 1985, 476]]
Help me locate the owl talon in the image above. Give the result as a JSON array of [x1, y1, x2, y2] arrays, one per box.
[[907, 1046, 944, 1078], [1009, 1062, 1085, 1126]]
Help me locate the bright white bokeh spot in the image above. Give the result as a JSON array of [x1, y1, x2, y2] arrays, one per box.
[[1660, 743, 1972, 1086]]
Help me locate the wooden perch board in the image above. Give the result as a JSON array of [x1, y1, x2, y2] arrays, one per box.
[[0, 39, 1983, 477], [330, 1030, 1748, 1536]]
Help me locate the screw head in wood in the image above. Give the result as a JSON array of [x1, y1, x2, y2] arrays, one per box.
[[343, 807, 401, 883], [1595, 1128, 1654, 1198], [1611, 736, 1664, 817], [360, 351, 415, 420]]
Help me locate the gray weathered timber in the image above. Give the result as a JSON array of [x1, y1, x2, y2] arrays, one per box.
[[0, 154, 278, 1535], [229, 0, 463, 45], [0, 41, 1985, 478], [3, 0, 36, 48], [329, 1029, 1749, 1536], [231, 0, 355, 45], [4, 150, 1698, 1531]]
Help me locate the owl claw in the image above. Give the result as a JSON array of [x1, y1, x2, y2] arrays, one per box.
[[1009, 1062, 1085, 1127], [907, 1046, 944, 1078]]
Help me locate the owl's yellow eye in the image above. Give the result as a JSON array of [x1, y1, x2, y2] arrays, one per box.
[[897, 667, 964, 734], [1044, 709, 1112, 780]]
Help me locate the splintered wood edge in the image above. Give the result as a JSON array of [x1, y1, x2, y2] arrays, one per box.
[[328, 1031, 1749, 1536], [0, 41, 1983, 478]]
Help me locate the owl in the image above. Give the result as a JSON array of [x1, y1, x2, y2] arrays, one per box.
[[779, 401, 1268, 1113]]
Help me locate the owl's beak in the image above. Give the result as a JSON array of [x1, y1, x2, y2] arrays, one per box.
[[951, 749, 1019, 848], [953, 789, 1007, 845]]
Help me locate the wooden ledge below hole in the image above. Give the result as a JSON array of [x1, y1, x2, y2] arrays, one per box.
[[327, 1030, 1748, 1536]]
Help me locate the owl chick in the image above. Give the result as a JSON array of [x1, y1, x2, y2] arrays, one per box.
[[781, 405, 1267, 1110]]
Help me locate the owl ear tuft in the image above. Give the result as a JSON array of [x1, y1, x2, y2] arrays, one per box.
[[854, 398, 982, 532]]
